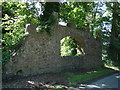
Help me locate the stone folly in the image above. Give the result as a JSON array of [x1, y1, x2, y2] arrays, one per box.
[[4, 23, 102, 76]]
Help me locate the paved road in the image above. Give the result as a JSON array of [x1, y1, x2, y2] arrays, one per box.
[[79, 72, 120, 89]]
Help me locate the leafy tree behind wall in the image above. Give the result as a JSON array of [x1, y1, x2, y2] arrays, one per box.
[[2, 2, 60, 67], [2, 2, 37, 67], [60, 2, 93, 30], [60, 36, 77, 56], [2, 2, 120, 69]]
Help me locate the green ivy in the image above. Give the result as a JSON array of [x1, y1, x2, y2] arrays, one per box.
[[2, 51, 11, 67]]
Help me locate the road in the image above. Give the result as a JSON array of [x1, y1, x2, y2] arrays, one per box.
[[79, 72, 120, 89]]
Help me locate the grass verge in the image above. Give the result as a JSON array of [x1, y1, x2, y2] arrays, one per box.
[[64, 68, 116, 86]]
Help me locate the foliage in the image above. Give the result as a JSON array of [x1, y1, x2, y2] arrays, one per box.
[[2, 51, 11, 66], [60, 36, 78, 56], [1, 2, 120, 69], [2, 2, 36, 50], [36, 2, 60, 34], [107, 2, 120, 62], [36, 14, 56, 34], [60, 2, 93, 30], [1, 2, 60, 67], [2, 2, 37, 67]]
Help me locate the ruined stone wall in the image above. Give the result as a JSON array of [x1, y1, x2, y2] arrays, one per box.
[[4, 24, 103, 76]]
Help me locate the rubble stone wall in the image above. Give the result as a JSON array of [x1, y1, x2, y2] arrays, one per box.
[[4, 24, 102, 76]]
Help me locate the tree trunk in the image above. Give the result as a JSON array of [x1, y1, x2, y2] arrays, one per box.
[[109, 2, 120, 61]]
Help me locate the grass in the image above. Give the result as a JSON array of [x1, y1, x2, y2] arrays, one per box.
[[64, 68, 116, 85]]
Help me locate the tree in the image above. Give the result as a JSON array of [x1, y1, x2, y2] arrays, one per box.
[[108, 2, 120, 62], [60, 2, 93, 30], [2, 2, 37, 67]]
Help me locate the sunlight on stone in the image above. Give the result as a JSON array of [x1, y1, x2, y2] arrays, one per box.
[[27, 81, 35, 85], [86, 85, 101, 88], [59, 21, 67, 26]]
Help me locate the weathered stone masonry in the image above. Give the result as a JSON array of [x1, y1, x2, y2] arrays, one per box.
[[4, 23, 103, 76]]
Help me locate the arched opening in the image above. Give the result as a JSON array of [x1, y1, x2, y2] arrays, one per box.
[[60, 36, 85, 56]]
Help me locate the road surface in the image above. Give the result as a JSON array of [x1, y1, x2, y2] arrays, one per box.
[[79, 72, 120, 89]]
